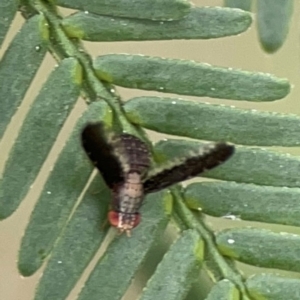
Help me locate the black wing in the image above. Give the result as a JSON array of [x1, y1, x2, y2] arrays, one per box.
[[81, 122, 151, 188], [81, 122, 124, 188], [143, 142, 234, 194]]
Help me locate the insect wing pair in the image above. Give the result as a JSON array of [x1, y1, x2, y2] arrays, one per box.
[[81, 122, 234, 235]]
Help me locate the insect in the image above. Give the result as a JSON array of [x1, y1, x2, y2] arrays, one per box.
[[81, 122, 234, 235]]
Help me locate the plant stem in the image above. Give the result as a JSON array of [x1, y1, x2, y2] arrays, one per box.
[[28, 0, 140, 136], [172, 187, 251, 300]]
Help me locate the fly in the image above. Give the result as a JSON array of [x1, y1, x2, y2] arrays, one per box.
[[81, 122, 234, 235]]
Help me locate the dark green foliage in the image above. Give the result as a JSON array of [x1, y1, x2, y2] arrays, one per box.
[[0, 1, 298, 300]]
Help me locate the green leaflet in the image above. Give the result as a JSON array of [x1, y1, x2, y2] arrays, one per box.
[[185, 182, 300, 227], [246, 274, 300, 300], [0, 0, 18, 47], [62, 7, 252, 41], [77, 191, 172, 300], [34, 175, 111, 300], [257, 0, 293, 53], [18, 101, 112, 276], [0, 14, 48, 138], [140, 230, 203, 300], [205, 279, 239, 300], [56, 0, 191, 21], [0, 58, 81, 220], [124, 97, 297, 146], [94, 57, 290, 101], [216, 228, 300, 273], [153, 139, 300, 187]]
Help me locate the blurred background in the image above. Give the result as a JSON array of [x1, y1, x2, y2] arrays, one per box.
[[1, 0, 300, 299]]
